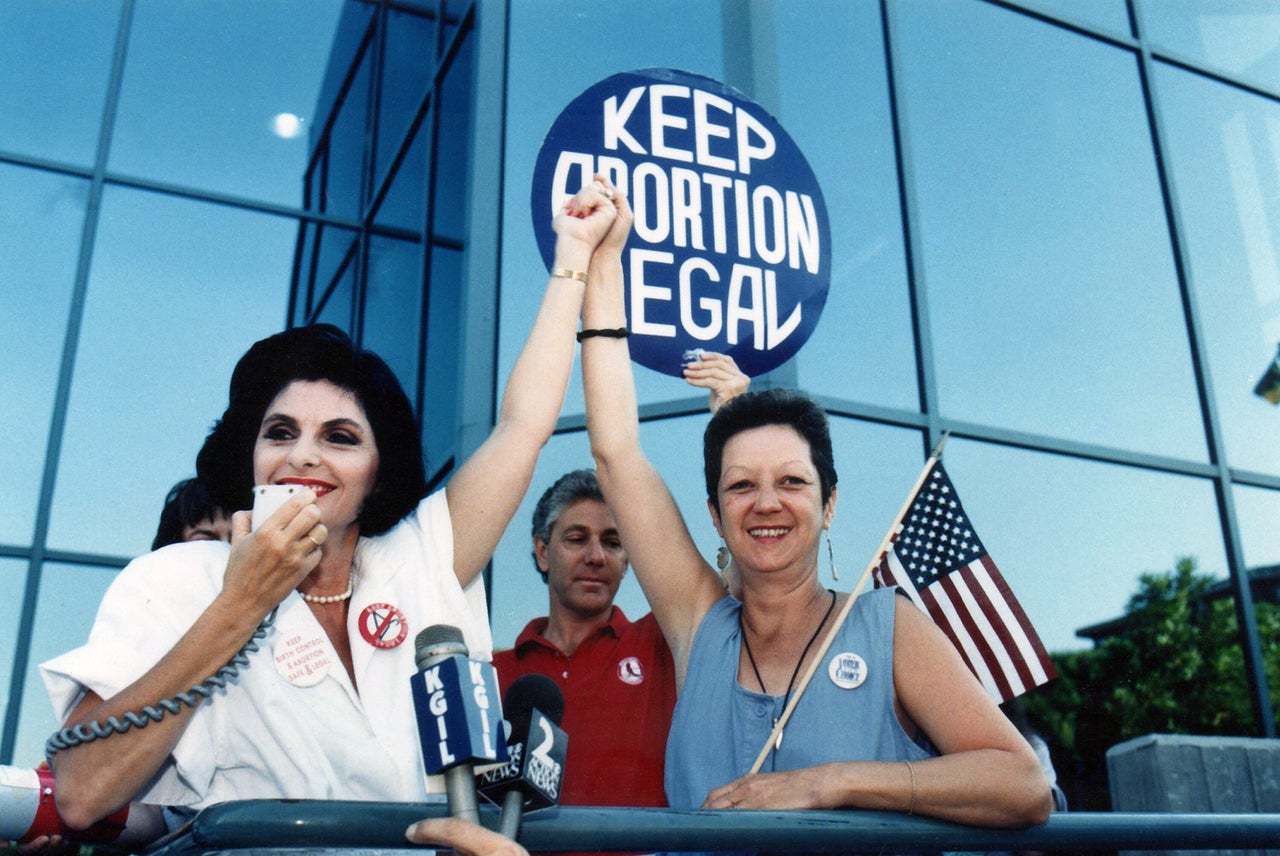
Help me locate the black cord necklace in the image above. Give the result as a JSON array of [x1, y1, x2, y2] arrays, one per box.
[[740, 588, 837, 749]]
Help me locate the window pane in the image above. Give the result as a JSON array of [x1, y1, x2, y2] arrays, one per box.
[[943, 440, 1227, 654], [109, 0, 344, 204], [1156, 65, 1280, 478], [433, 32, 474, 244], [424, 247, 463, 476], [825, 419, 929, 578], [12, 563, 118, 768], [363, 234, 424, 407], [500, 0, 725, 413], [374, 6, 436, 200], [774, 2, 918, 410], [373, 94, 429, 233], [323, 45, 373, 220], [1142, 1, 1280, 92], [316, 262, 357, 332], [1010, 0, 1131, 35], [0, 558, 30, 764], [0, 167, 88, 547], [311, 3, 377, 138], [1236, 484, 1280, 570], [47, 188, 294, 557], [895, 0, 1206, 461], [312, 225, 360, 304], [0, 0, 118, 167]]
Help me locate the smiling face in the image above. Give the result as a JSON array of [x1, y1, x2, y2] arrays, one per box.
[[711, 424, 835, 580], [537, 498, 628, 621], [252, 379, 380, 539]]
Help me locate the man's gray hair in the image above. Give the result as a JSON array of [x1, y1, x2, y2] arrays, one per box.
[[530, 469, 604, 578]]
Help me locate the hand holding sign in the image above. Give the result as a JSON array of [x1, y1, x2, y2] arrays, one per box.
[[682, 350, 749, 413]]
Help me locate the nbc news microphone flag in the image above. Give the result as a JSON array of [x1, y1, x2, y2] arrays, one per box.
[[872, 461, 1056, 702]]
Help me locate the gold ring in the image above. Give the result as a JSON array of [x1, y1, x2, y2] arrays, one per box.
[[599, 185, 615, 200], [306, 534, 321, 550]]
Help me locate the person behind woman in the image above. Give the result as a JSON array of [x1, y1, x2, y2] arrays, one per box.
[[151, 477, 235, 549], [40, 179, 624, 831], [579, 177, 1051, 831]]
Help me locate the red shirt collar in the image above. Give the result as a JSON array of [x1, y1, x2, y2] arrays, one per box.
[[512, 605, 632, 655]]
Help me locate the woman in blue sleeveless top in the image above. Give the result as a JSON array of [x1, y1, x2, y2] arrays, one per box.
[[577, 178, 1051, 833]]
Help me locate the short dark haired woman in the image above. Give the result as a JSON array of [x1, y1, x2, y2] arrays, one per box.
[[579, 177, 1051, 842]]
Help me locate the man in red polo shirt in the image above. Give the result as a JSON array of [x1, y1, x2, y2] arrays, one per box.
[[493, 469, 675, 817]]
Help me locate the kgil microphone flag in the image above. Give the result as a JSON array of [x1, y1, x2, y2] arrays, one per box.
[[872, 461, 1056, 702], [411, 648, 507, 776]]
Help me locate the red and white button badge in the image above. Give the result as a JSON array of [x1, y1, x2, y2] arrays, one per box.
[[617, 656, 644, 685], [358, 602, 408, 649]]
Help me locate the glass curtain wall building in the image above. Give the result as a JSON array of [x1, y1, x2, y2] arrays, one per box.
[[3, 0, 1279, 793]]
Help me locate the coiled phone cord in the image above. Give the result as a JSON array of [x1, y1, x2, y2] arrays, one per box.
[[44, 608, 277, 761]]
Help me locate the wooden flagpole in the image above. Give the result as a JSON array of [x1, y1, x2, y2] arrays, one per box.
[[747, 432, 950, 774]]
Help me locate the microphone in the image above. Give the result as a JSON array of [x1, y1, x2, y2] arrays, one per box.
[[478, 674, 568, 838], [0, 765, 166, 846], [410, 625, 507, 823]]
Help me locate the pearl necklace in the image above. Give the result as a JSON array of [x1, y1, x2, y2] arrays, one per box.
[[299, 557, 356, 604]]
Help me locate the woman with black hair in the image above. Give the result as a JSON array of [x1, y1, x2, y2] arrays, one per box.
[[151, 478, 234, 550], [41, 178, 624, 831]]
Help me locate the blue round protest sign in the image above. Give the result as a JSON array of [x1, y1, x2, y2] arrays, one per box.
[[531, 68, 830, 378]]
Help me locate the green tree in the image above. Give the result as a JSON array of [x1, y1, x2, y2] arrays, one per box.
[[1022, 557, 1280, 811]]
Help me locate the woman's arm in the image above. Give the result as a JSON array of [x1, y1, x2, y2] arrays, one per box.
[[580, 180, 727, 682], [50, 499, 323, 829], [702, 597, 1052, 827], [445, 182, 618, 589]]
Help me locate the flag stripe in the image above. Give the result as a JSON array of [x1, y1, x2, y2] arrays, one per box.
[[978, 556, 1057, 681], [926, 576, 1014, 701], [970, 558, 1054, 685], [951, 566, 1033, 696]]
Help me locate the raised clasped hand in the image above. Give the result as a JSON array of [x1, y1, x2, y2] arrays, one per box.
[[552, 175, 629, 262], [224, 491, 326, 612]]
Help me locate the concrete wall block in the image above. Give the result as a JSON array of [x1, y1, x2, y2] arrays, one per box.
[[1107, 734, 1280, 856]]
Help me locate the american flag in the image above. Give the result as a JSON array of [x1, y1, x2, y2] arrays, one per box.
[[872, 460, 1056, 702]]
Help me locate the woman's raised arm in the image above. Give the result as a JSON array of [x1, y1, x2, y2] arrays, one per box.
[[446, 181, 618, 588], [579, 179, 726, 682]]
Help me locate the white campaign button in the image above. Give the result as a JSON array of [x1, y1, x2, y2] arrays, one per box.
[[828, 652, 868, 689], [273, 630, 333, 687]]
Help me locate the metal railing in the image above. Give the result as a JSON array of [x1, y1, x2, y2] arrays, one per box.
[[145, 800, 1280, 855]]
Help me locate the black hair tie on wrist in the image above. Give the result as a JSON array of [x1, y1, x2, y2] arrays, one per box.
[[576, 327, 632, 342]]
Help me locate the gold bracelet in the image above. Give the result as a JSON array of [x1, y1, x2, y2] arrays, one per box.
[[903, 759, 917, 815], [550, 267, 588, 284]]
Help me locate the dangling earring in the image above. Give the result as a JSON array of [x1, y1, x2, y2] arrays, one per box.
[[826, 530, 840, 582], [716, 537, 731, 572]]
